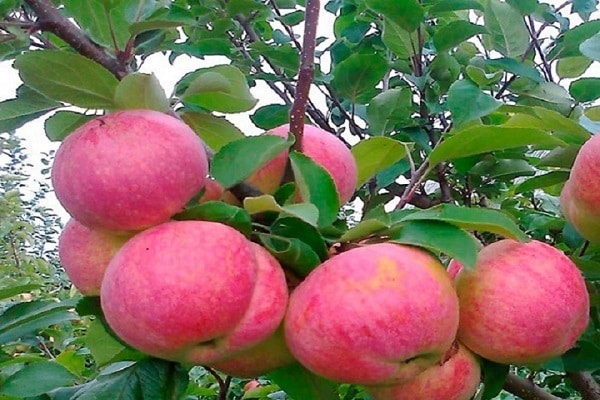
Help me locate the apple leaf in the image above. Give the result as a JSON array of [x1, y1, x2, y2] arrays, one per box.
[[44, 111, 96, 142], [331, 52, 389, 103], [181, 112, 245, 152], [182, 65, 258, 113], [390, 220, 481, 269], [484, 0, 529, 57], [429, 126, 567, 165], [173, 201, 252, 237], [0, 361, 78, 397], [351, 137, 409, 188], [570, 77, 600, 102], [268, 363, 339, 400], [243, 195, 319, 227], [113, 73, 170, 112], [447, 80, 502, 127], [258, 234, 322, 277], [0, 85, 61, 133], [433, 21, 487, 52], [515, 171, 570, 194], [271, 217, 329, 260], [290, 151, 340, 228], [211, 135, 292, 189], [14, 50, 119, 109], [84, 319, 143, 367], [339, 219, 391, 242], [429, 0, 484, 13], [364, 0, 424, 32], [401, 204, 528, 241], [480, 361, 510, 400]]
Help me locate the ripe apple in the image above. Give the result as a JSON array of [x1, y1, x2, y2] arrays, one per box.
[[455, 239, 589, 365], [367, 343, 481, 400], [198, 177, 241, 206], [284, 243, 459, 386], [247, 124, 358, 204], [100, 221, 288, 366], [52, 110, 208, 232], [58, 218, 130, 296]]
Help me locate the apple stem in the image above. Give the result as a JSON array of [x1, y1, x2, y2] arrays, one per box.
[[289, 0, 320, 152]]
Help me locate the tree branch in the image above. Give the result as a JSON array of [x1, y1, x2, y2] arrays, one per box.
[[503, 373, 561, 400], [289, 0, 319, 151], [23, 0, 128, 79], [568, 372, 600, 400]]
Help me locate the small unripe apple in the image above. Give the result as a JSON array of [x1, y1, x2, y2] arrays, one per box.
[[455, 239, 589, 365], [58, 218, 130, 296], [367, 343, 481, 400], [52, 110, 208, 232], [284, 243, 459, 386], [247, 124, 358, 204], [101, 221, 288, 365]]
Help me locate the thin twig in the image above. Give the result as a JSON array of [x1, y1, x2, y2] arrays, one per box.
[[503, 373, 561, 400]]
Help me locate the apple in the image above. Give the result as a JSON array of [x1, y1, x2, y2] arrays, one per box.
[[52, 110, 208, 232], [247, 124, 358, 204], [455, 239, 589, 365], [366, 343, 481, 400], [100, 221, 288, 366], [198, 177, 241, 206], [447, 259, 463, 281], [58, 218, 131, 296], [284, 243, 459, 386]]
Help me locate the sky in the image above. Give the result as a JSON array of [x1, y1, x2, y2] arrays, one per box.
[[0, 0, 597, 220]]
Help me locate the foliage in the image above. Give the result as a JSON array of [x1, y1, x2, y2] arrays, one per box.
[[0, 0, 599, 399]]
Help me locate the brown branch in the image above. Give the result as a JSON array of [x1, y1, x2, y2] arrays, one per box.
[[289, 0, 319, 151], [23, 0, 128, 79], [396, 160, 431, 210], [568, 372, 600, 400], [503, 373, 561, 400]]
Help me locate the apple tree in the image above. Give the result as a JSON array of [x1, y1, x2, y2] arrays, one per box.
[[1, 0, 600, 399]]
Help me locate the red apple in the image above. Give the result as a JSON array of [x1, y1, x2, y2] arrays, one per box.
[[284, 243, 459, 386], [367, 343, 481, 400], [100, 221, 288, 366], [455, 239, 589, 365], [52, 110, 208, 232], [58, 218, 130, 296], [247, 124, 358, 204]]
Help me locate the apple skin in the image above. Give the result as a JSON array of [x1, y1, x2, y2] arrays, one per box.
[[455, 239, 589, 365], [101, 221, 288, 365], [284, 243, 459, 386], [52, 110, 208, 232], [561, 180, 600, 244], [58, 218, 130, 296], [367, 343, 481, 400], [198, 177, 241, 206], [447, 259, 463, 281], [247, 124, 358, 204]]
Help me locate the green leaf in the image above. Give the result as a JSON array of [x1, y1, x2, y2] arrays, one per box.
[[258, 234, 321, 277], [244, 195, 319, 227], [429, 0, 484, 13], [389, 220, 481, 269], [571, 257, 600, 281], [447, 80, 502, 127], [486, 57, 544, 83], [211, 135, 292, 188], [249, 43, 300, 76], [506, 0, 538, 14], [572, 0, 598, 21], [44, 111, 96, 142], [0, 361, 78, 397], [365, 0, 424, 32], [570, 78, 600, 103], [290, 151, 340, 227], [339, 219, 391, 242], [0, 299, 78, 344], [113, 73, 170, 112], [0, 85, 61, 133], [182, 65, 258, 113], [251, 104, 291, 130], [433, 21, 487, 52], [84, 319, 142, 367], [548, 20, 600, 60], [14, 51, 119, 108], [173, 202, 252, 237], [401, 204, 528, 241], [331, 52, 389, 103], [382, 18, 418, 59], [580, 33, 600, 60], [557, 57, 593, 79], [0, 284, 41, 301], [62, 0, 130, 49], [465, 65, 503, 86], [74, 359, 189, 400], [484, 0, 529, 57], [366, 88, 414, 135], [429, 126, 567, 165], [351, 137, 408, 188], [480, 360, 510, 400], [515, 171, 570, 194], [271, 217, 329, 260], [268, 363, 339, 400], [181, 112, 244, 152], [537, 145, 580, 168]]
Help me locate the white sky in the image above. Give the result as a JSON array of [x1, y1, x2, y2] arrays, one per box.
[[0, 1, 597, 219]]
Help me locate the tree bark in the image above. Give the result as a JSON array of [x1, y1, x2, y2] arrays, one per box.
[[503, 373, 561, 400], [568, 372, 600, 400]]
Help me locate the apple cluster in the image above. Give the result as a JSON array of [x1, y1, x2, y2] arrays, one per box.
[[55, 110, 590, 400]]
